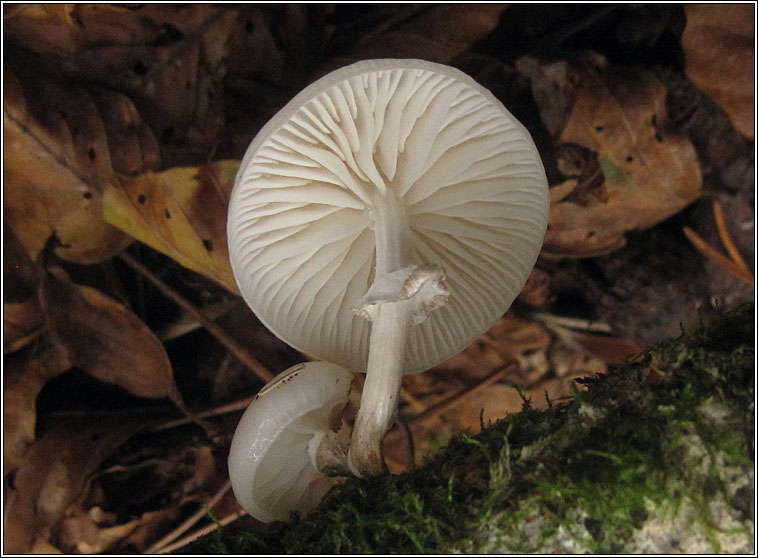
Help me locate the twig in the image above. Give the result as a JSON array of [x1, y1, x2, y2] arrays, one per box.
[[683, 227, 754, 287], [119, 252, 274, 383], [155, 510, 247, 554], [406, 362, 519, 428], [382, 363, 518, 467], [147, 481, 232, 554], [150, 396, 255, 432], [531, 312, 612, 334], [712, 199, 750, 275], [528, 5, 616, 56]]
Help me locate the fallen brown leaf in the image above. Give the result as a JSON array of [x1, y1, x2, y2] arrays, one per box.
[[3, 299, 45, 354], [221, 5, 336, 158], [442, 316, 552, 384], [89, 89, 162, 177], [3, 223, 41, 302], [517, 267, 551, 308], [350, 4, 507, 63], [3, 3, 78, 27], [3, 343, 71, 472], [682, 4, 755, 139], [3, 65, 133, 264], [414, 382, 526, 449], [320, 4, 507, 75], [39, 266, 180, 401], [520, 55, 702, 256], [5, 4, 239, 166], [3, 417, 150, 553]]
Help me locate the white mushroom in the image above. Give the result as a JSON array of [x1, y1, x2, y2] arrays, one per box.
[[228, 361, 353, 522], [228, 58, 548, 477]]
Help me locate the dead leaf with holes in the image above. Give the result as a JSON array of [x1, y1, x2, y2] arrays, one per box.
[[4, 3, 239, 166], [3, 418, 151, 554], [3, 65, 133, 264], [102, 161, 239, 293], [519, 55, 702, 257], [222, 5, 336, 157], [39, 266, 181, 402], [682, 4, 755, 139]]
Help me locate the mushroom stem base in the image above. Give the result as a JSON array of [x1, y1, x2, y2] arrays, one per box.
[[313, 427, 353, 477], [348, 299, 412, 477]]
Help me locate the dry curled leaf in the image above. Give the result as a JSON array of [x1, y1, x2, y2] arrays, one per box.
[[58, 505, 141, 554], [3, 344, 71, 472], [520, 55, 702, 256], [3, 418, 150, 554], [39, 266, 180, 401], [682, 4, 755, 139], [102, 161, 239, 293]]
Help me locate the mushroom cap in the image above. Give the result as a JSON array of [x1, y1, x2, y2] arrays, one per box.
[[228, 361, 352, 522], [228, 58, 548, 374]]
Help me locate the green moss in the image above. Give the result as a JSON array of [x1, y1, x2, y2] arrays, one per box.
[[184, 301, 754, 554]]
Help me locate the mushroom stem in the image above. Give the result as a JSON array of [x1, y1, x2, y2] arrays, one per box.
[[349, 299, 413, 476], [349, 192, 448, 477]]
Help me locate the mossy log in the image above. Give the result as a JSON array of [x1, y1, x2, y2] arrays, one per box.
[[187, 302, 754, 554]]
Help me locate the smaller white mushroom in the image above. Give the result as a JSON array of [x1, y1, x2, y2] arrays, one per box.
[[228, 361, 353, 523]]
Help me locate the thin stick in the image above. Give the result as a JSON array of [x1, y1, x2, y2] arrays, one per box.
[[150, 396, 255, 432], [531, 312, 612, 334], [382, 362, 518, 461], [406, 362, 519, 428], [155, 510, 247, 554], [119, 252, 274, 382], [683, 227, 754, 287], [147, 481, 232, 553], [712, 199, 750, 274], [399, 384, 427, 414]]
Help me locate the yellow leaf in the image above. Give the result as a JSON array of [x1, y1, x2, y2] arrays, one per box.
[[103, 162, 240, 293]]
